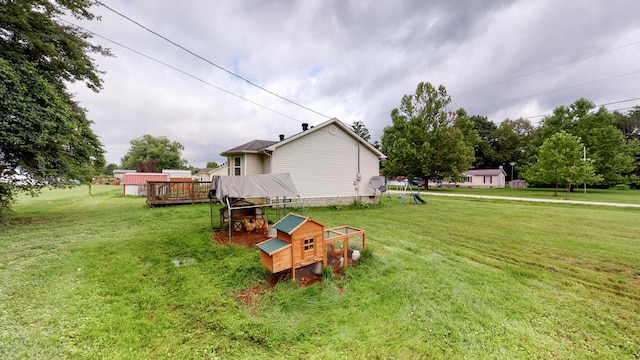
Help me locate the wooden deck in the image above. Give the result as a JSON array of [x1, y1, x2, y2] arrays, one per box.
[[146, 181, 214, 206]]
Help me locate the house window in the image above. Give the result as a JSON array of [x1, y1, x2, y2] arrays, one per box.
[[303, 238, 315, 252], [467, 176, 472, 183], [483, 175, 493, 184], [233, 156, 241, 176]]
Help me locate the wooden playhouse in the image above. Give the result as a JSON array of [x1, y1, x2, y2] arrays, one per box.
[[256, 213, 366, 279]]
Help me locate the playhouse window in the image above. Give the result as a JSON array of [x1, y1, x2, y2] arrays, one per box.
[[303, 238, 315, 252]]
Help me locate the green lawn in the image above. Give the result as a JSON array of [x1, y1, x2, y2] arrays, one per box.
[[1, 185, 639, 359]]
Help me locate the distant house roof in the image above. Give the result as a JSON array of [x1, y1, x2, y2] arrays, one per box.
[[272, 213, 326, 235], [197, 167, 214, 174], [467, 169, 506, 176], [198, 164, 227, 174]]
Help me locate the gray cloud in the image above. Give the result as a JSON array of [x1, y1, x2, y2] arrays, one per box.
[[68, 0, 640, 167]]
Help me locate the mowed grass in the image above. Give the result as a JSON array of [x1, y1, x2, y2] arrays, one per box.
[[1, 185, 639, 359], [426, 186, 640, 204]]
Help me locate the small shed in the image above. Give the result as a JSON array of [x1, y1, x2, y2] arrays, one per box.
[[257, 213, 326, 279], [219, 199, 264, 232], [122, 173, 168, 196]]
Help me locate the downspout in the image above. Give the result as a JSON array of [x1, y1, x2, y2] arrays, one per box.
[[356, 142, 361, 203], [226, 197, 232, 244], [261, 150, 272, 174]]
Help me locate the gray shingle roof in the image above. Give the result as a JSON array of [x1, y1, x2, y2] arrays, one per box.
[[221, 139, 278, 154]]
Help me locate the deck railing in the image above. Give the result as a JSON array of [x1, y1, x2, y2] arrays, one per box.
[[146, 181, 214, 206]]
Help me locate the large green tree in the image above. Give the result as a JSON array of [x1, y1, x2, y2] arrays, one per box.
[[612, 107, 640, 186], [470, 115, 498, 169], [1, 0, 108, 222], [121, 135, 187, 171], [380, 82, 474, 188], [540, 99, 636, 186], [523, 131, 600, 196], [492, 118, 539, 180]]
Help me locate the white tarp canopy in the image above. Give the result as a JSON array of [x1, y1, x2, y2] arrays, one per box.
[[210, 173, 299, 203]]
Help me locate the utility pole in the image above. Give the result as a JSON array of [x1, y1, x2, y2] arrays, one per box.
[[509, 162, 516, 184], [583, 146, 587, 194]]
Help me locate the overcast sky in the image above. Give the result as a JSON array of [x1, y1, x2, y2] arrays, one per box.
[[67, 0, 640, 168]]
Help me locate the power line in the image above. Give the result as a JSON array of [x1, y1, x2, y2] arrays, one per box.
[[453, 40, 640, 97], [94, 1, 332, 120], [61, 19, 304, 123], [524, 97, 640, 120], [467, 70, 640, 112]]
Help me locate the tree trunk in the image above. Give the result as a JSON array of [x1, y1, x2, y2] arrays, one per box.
[[554, 183, 559, 196]]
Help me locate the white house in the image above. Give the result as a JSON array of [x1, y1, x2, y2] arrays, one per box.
[[464, 169, 507, 188], [196, 163, 228, 182], [220, 118, 386, 206], [430, 168, 507, 188]]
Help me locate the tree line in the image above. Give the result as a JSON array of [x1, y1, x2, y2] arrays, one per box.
[[377, 82, 640, 193]]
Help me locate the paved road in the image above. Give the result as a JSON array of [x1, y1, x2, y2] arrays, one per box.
[[397, 191, 640, 208]]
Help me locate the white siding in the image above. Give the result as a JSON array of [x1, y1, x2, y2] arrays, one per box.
[[244, 154, 264, 175], [262, 155, 271, 174], [271, 125, 379, 201]]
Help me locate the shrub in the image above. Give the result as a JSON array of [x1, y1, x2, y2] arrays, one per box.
[[610, 184, 630, 190]]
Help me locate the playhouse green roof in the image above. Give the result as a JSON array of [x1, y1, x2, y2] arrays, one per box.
[[272, 213, 308, 234], [256, 238, 289, 255]]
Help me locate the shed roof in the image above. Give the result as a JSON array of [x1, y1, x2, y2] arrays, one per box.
[[272, 213, 326, 235], [256, 238, 290, 255], [122, 173, 168, 185]]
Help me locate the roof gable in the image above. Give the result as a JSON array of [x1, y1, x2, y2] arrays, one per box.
[[265, 118, 385, 159], [272, 213, 325, 234]]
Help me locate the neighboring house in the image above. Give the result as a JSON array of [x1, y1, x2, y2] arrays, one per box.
[[430, 168, 507, 188], [197, 163, 228, 182], [464, 169, 507, 188], [122, 173, 168, 196], [113, 169, 136, 183], [220, 118, 386, 206], [162, 169, 192, 182]]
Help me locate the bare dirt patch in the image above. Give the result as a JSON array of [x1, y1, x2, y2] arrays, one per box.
[[212, 228, 270, 247]]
